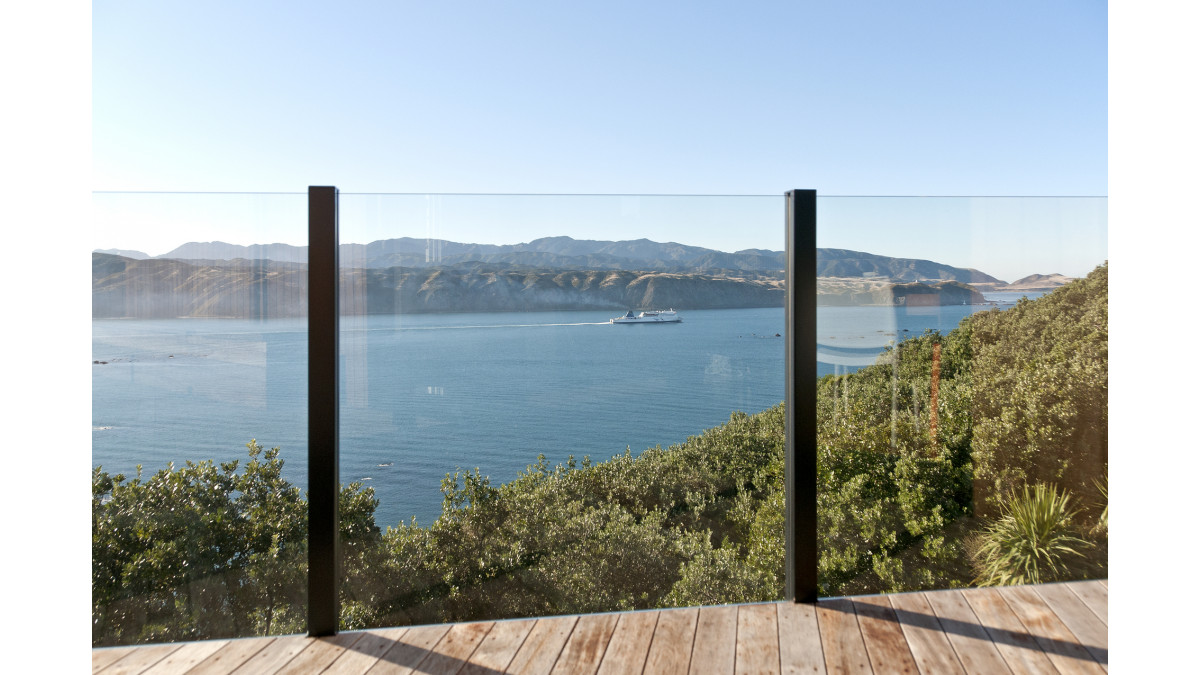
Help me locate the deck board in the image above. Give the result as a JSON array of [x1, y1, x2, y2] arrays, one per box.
[[815, 598, 871, 674], [93, 646, 140, 673], [420, 621, 495, 675], [735, 604, 781, 675], [96, 642, 181, 675], [323, 628, 408, 675], [550, 613, 620, 675], [91, 580, 1108, 675], [1033, 583, 1108, 670], [596, 610, 658, 675], [142, 640, 231, 674], [230, 634, 310, 675], [367, 623, 452, 675], [643, 607, 699, 675], [189, 638, 276, 675], [1000, 585, 1105, 675], [851, 595, 919, 675], [1065, 580, 1109, 625], [690, 605, 738, 675], [885, 592, 964, 675], [276, 633, 365, 675], [775, 602, 824, 675], [460, 620, 535, 675], [962, 587, 1057, 675], [506, 616, 578, 675], [921, 588, 1012, 675]]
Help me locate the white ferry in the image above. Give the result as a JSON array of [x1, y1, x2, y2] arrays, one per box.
[[610, 309, 682, 324]]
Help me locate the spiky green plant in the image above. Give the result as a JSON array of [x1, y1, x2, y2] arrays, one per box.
[[972, 483, 1093, 586], [1092, 473, 1108, 537]]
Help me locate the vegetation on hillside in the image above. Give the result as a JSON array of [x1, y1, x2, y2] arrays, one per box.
[[92, 264, 1108, 646]]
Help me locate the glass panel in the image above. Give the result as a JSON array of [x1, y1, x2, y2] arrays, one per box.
[[815, 196, 1108, 596], [91, 192, 308, 645], [336, 193, 786, 628]]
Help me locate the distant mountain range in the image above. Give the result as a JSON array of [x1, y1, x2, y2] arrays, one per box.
[[106, 236, 1007, 284], [970, 273, 1077, 293], [93, 236, 1074, 318]]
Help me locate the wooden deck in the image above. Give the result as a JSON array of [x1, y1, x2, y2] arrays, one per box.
[[92, 579, 1107, 674]]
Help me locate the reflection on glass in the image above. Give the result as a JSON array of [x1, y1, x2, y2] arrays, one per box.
[[815, 196, 1107, 596], [336, 194, 788, 628], [91, 192, 308, 645]]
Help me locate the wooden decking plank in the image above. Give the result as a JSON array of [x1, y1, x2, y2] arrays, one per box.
[[886, 592, 964, 675], [922, 589, 1011, 675], [420, 622, 495, 675], [366, 623, 453, 675], [93, 646, 140, 673], [776, 602, 825, 675], [689, 605, 738, 675], [506, 616, 579, 675], [460, 619, 536, 675], [276, 632, 366, 675], [142, 639, 231, 674], [735, 604, 781, 675], [814, 599, 871, 674], [1064, 581, 1108, 625], [1033, 583, 1108, 670], [597, 610, 659, 675], [644, 607, 699, 675], [323, 628, 409, 675], [96, 642, 182, 675], [90, 581, 1111, 675], [961, 587, 1056, 675], [230, 634, 310, 675], [187, 637, 275, 675], [852, 596, 918, 675], [1001, 585, 1105, 675], [550, 612, 620, 675]]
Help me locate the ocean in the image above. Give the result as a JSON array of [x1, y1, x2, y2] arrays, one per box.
[[92, 295, 1036, 527]]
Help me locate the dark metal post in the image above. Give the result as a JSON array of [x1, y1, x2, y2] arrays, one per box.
[[785, 189, 818, 603], [308, 186, 340, 635]]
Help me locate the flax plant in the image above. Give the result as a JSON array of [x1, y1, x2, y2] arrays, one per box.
[[972, 482, 1092, 586], [1093, 474, 1108, 537]]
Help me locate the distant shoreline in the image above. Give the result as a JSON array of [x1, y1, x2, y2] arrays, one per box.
[[93, 246, 1077, 320]]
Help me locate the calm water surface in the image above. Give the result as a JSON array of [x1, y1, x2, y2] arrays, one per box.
[[93, 298, 1034, 527]]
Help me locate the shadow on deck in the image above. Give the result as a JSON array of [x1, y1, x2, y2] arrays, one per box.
[[91, 579, 1108, 674]]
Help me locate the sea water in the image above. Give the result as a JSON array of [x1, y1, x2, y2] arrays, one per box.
[[92, 296, 1035, 527]]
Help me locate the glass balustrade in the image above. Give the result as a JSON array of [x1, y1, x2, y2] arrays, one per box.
[[91, 190, 1107, 643], [814, 196, 1108, 597], [91, 191, 309, 646], [335, 193, 787, 628]]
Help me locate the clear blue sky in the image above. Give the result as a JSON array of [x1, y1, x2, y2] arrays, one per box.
[[94, 1, 1107, 196], [90, 0, 1108, 280]]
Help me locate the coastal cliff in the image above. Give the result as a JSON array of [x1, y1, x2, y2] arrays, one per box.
[[343, 267, 784, 314], [816, 276, 987, 306]]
